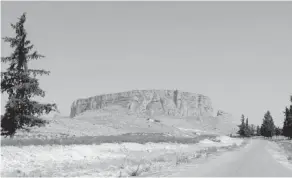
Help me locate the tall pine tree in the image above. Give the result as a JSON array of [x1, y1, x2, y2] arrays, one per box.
[[260, 111, 275, 138], [256, 125, 261, 136], [237, 114, 246, 137], [245, 118, 251, 137], [283, 96, 292, 139], [1, 13, 57, 137]]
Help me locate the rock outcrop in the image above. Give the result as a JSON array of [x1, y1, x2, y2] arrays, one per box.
[[70, 90, 213, 118]]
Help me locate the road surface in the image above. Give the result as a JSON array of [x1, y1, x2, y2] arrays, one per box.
[[154, 139, 292, 177]]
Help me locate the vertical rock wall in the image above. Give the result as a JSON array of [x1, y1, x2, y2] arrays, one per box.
[[70, 90, 213, 118]]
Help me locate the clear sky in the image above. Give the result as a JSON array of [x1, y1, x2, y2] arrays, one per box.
[[1, 1, 292, 126]]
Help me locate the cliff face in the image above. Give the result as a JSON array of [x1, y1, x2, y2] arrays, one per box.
[[70, 90, 213, 118]]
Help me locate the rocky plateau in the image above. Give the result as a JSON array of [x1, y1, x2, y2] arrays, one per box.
[[70, 90, 213, 119]]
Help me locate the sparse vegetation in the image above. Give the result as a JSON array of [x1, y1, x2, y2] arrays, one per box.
[[152, 156, 168, 162], [1, 131, 245, 177], [176, 153, 192, 165], [154, 119, 161, 123], [128, 164, 141, 176], [1, 132, 217, 146]]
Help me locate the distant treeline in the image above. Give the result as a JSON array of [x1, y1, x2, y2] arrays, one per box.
[[237, 96, 292, 139]]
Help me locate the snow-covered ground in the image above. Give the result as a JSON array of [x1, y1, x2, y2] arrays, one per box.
[[267, 140, 292, 171], [1, 136, 243, 177]]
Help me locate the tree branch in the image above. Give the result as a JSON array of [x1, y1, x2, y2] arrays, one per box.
[[28, 69, 50, 77], [27, 51, 45, 60]]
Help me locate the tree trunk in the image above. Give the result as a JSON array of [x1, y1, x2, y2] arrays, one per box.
[[24, 60, 28, 74]]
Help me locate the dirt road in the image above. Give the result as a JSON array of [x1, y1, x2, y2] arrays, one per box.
[[155, 139, 292, 177]]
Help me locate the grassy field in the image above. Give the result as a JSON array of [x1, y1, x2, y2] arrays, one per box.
[[1, 132, 217, 147]]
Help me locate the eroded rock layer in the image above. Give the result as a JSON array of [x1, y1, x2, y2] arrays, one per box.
[[70, 90, 213, 118]]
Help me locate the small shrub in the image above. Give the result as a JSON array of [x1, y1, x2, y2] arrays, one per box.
[[195, 154, 202, 158], [176, 154, 191, 165], [143, 165, 151, 172], [153, 156, 167, 162], [128, 164, 141, 176], [120, 163, 125, 169]]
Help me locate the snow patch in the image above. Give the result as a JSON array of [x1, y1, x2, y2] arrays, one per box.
[[266, 142, 292, 171], [200, 139, 215, 144], [1, 137, 244, 177]]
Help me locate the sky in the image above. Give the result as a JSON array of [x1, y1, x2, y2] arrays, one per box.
[[1, 1, 292, 126]]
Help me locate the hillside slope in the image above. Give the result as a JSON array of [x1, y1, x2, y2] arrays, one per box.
[[1, 90, 237, 140], [1, 110, 237, 141]]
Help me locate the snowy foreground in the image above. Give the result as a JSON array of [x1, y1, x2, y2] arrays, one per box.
[[1, 136, 243, 177]]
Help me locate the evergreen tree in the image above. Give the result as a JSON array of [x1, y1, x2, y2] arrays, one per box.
[[1, 13, 57, 137], [249, 124, 256, 136], [275, 127, 282, 137], [260, 111, 275, 138], [283, 96, 292, 139], [256, 125, 261, 136], [173, 89, 179, 107], [237, 114, 246, 137], [245, 118, 251, 137]]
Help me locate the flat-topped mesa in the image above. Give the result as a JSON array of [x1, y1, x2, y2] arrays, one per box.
[[70, 90, 213, 118]]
